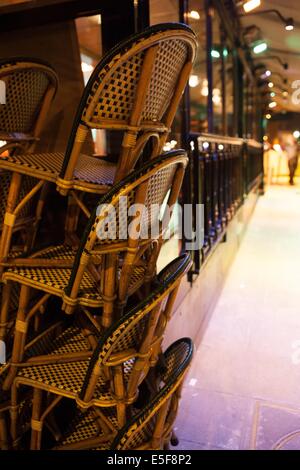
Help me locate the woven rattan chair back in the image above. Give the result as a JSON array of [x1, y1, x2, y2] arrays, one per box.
[[0, 57, 58, 154], [56, 23, 196, 194], [77, 254, 192, 426], [0, 58, 58, 266], [111, 337, 193, 450], [62, 150, 189, 326]]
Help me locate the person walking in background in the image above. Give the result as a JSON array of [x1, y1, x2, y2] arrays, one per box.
[[283, 135, 299, 185]]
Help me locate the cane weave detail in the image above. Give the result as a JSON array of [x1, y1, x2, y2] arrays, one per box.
[[0, 152, 116, 186], [113, 338, 193, 450], [24, 318, 99, 360], [0, 172, 36, 227], [0, 69, 49, 133], [58, 407, 117, 446], [87, 53, 145, 124], [142, 39, 188, 121]]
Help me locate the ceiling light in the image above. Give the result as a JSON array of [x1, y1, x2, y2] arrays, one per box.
[[211, 49, 220, 58], [269, 101, 277, 108], [265, 113, 271, 119], [293, 130, 300, 139], [189, 75, 200, 88], [188, 10, 200, 20], [268, 82, 274, 88], [285, 18, 294, 31], [243, 0, 261, 13], [253, 41, 268, 54]]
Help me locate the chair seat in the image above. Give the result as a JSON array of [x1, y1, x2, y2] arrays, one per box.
[[24, 318, 100, 360], [0, 151, 116, 189], [55, 407, 117, 449], [4, 245, 147, 308], [16, 357, 136, 405]]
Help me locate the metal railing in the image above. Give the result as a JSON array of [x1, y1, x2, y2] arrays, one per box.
[[186, 133, 263, 277]]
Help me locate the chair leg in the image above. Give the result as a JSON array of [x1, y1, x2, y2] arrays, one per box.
[[170, 430, 179, 446], [0, 411, 8, 450], [2, 285, 31, 391], [102, 254, 117, 328], [0, 172, 22, 275], [25, 182, 50, 253], [0, 282, 12, 342], [30, 388, 43, 450]]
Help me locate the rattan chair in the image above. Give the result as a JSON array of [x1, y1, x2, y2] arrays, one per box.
[[1, 149, 188, 389], [0, 58, 58, 273], [9, 254, 191, 450], [52, 337, 193, 450], [0, 23, 196, 268]]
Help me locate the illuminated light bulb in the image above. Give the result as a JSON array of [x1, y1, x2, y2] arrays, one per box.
[[243, 0, 261, 13], [285, 18, 294, 31], [293, 130, 300, 139], [265, 114, 271, 119], [268, 82, 274, 88], [188, 10, 200, 20], [203, 141, 210, 150], [269, 101, 277, 108], [253, 42, 267, 54], [211, 49, 220, 58], [189, 75, 200, 88]]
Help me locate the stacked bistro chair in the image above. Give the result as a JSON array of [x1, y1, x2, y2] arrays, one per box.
[[0, 24, 197, 269], [0, 58, 58, 354], [8, 253, 192, 450], [52, 338, 193, 451], [0, 58, 58, 258], [1, 150, 189, 391]]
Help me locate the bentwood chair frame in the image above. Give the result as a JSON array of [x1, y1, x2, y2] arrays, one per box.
[[9, 254, 192, 449], [0, 58, 58, 260], [52, 337, 193, 450], [0, 23, 196, 268], [1, 151, 188, 389]]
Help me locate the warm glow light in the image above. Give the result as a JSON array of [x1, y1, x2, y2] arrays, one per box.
[[81, 62, 94, 72], [163, 140, 177, 151], [188, 10, 200, 20], [285, 18, 294, 31], [263, 135, 268, 141], [212, 88, 221, 105], [269, 101, 277, 108], [218, 144, 224, 150], [293, 130, 300, 139], [189, 75, 200, 88], [268, 82, 274, 88], [243, 0, 261, 13], [283, 91, 288, 97], [253, 42, 268, 54], [265, 114, 272, 119]]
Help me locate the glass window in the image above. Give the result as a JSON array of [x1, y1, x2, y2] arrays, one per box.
[[75, 15, 106, 155], [188, 0, 207, 134], [211, 8, 224, 135]]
